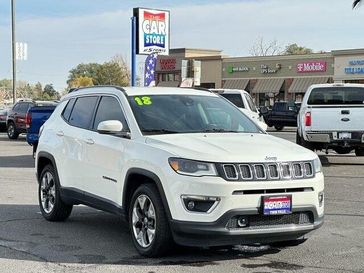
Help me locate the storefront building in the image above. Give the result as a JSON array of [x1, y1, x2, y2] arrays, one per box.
[[155, 48, 223, 88], [332, 49, 364, 84], [222, 54, 334, 106]]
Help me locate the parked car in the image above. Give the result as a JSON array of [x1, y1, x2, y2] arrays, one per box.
[[36, 86, 324, 257], [6, 100, 57, 139], [26, 104, 58, 157], [260, 101, 300, 131], [0, 108, 9, 132], [210, 89, 268, 130], [297, 83, 364, 156]]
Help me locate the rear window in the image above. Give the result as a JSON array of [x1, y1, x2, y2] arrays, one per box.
[[308, 87, 364, 105], [220, 94, 245, 108]]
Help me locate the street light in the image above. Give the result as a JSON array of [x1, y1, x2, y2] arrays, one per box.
[[11, 0, 16, 104]]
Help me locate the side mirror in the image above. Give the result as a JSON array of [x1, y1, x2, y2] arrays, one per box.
[[259, 106, 269, 115], [97, 120, 123, 134]]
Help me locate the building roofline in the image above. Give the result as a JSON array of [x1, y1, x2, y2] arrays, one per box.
[[331, 48, 364, 56], [222, 52, 333, 62]]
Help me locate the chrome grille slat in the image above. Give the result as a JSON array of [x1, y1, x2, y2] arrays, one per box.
[[221, 161, 314, 181]]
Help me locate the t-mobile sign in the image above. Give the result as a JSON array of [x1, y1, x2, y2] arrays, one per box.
[[297, 61, 327, 73]]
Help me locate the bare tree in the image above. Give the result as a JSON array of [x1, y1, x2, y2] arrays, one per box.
[[249, 37, 282, 57], [353, 0, 361, 8]]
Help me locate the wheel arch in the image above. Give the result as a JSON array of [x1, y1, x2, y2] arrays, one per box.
[[37, 152, 59, 183], [123, 168, 172, 221]]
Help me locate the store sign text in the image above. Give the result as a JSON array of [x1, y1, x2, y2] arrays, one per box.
[[227, 66, 249, 73], [297, 61, 326, 73], [261, 64, 277, 74], [159, 59, 176, 70], [345, 60, 364, 74]]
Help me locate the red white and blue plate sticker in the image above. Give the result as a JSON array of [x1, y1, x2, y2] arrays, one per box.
[[263, 195, 292, 215]]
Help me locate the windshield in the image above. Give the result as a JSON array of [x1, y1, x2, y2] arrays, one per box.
[[308, 87, 364, 105], [128, 95, 262, 135]]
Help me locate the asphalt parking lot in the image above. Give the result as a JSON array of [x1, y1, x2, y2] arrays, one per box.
[[0, 130, 363, 273]]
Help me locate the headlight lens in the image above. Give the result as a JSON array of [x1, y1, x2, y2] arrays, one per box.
[[168, 158, 218, 177], [313, 157, 322, 173]]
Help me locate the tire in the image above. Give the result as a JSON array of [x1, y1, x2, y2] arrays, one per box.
[[296, 130, 301, 145], [355, 148, 364, 156], [270, 238, 307, 248], [7, 122, 19, 139], [274, 125, 284, 131], [296, 132, 314, 151], [38, 164, 73, 221], [334, 147, 353, 155], [129, 184, 173, 257]]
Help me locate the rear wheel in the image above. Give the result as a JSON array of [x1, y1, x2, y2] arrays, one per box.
[[7, 122, 19, 139], [274, 125, 284, 131], [296, 131, 314, 151], [355, 148, 364, 156], [38, 164, 73, 221], [129, 184, 173, 257], [334, 147, 353, 155]]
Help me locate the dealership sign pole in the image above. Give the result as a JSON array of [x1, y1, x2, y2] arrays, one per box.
[[131, 7, 170, 86]]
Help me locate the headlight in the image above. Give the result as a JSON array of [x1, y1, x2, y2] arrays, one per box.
[[168, 158, 218, 177], [313, 157, 322, 173]]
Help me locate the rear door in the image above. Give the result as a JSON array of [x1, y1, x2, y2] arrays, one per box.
[[307, 86, 364, 131]]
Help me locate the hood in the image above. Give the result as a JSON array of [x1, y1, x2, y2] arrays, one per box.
[[145, 133, 316, 163]]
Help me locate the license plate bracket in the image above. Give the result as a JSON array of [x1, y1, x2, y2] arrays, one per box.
[[262, 195, 292, 215]]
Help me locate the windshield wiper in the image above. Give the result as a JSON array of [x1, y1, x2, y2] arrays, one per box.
[[142, 129, 180, 135], [202, 128, 240, 133]]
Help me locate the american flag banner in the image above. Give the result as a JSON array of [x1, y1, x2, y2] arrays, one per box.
[[144, 53, 158, 87]]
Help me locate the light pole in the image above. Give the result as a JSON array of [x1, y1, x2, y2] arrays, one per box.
[[11, 0, 16, 104]]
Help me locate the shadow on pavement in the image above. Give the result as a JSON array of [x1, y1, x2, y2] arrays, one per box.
[[0, 204, 283, 266], [0, 155, 34, 168]]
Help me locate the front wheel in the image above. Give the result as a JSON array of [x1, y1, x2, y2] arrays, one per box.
[[129, 184, 173, 257], [274, 125, 284, 131], [7, 122, 19, 139], [38, 164, 73, 221]]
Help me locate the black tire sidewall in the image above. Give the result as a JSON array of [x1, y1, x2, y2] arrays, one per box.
[[128, 184, 171, 257], [7, 122, 18, 139]]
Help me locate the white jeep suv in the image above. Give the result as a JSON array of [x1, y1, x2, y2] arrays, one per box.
[[36, 86, 324, 257]]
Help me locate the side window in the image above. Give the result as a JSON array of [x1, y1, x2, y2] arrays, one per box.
[[12, 103, 20, 112], [19, 103, 30, 113], [93, 96, 128, 130], [244, 94, 258, 113], [69, 96, 98, 129], [62, 98, 76, 121]]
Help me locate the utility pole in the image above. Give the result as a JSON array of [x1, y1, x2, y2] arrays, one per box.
[[11, 0, 16, 104]]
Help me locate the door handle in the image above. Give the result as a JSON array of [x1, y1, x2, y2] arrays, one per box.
[[341, 110, 350, 115], [56, 131, 64, 137], [85, 138, 95, 145]]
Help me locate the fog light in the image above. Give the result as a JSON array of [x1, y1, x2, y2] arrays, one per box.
[[318, 192, 324, 206], [237, 216, 249, 227], [181, 195, 220, 213]]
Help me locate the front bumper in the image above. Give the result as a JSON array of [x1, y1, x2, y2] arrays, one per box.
[[170, 207, 323, 247]]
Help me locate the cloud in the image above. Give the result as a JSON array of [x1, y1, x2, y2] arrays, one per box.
[[0, 0, 363, 89]]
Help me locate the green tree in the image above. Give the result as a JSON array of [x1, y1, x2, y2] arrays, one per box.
[[42, 84, 58, 100], [69, 76, 94, 88], [67, 63, 102, 86], [96, 61, 129, 86], [283, 43, 313, 55]]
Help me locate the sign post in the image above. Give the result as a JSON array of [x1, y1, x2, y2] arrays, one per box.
[[132, 7, 170, 86]]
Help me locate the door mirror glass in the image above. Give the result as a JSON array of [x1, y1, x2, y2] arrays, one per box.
[[97, 120, 123, 134], [259, 106, 269, 115]]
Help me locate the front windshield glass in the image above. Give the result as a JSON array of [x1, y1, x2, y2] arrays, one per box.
[[128, 95, 262, 135]]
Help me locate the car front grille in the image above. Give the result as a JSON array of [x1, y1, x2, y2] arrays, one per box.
[[226, 212, 314, 230], [219, 161, 314, 181]]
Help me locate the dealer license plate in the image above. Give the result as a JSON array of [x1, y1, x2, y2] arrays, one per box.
[[263, 195, 292, 215], [338, 132, 351, 140]]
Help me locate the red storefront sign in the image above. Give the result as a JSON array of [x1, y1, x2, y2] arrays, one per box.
[[297, 61, 327, 73], [159, 59, 176, 70]]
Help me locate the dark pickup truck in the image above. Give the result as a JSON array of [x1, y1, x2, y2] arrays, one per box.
[[26, 104, 57, 156], [260, 101, 300, 131]]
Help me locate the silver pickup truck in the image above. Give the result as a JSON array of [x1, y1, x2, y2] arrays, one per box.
[[297, 83, 364, 156]]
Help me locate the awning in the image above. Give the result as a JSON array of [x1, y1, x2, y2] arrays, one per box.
[[252, 78, 284, 94], [157, 81, 180, 87], [222, 79, 249, 90], [288, 77, 329, 93]]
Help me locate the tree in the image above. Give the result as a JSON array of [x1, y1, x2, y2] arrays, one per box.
[[353, 0, 361, 8], [283, 43, 313, 55], [67, 63, 102, 86], [43, 84, 58, 100], [249, 37, 282, 56], [69, 76, 94, 88]]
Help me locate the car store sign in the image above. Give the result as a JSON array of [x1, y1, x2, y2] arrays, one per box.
[[134, 8, 170, 55], [297, 61, 327, 73]]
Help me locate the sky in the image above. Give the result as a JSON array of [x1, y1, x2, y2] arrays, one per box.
[[0, 0, 363, 90]]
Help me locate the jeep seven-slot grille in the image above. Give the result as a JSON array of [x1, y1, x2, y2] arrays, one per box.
[[220, 161, 314, 181]]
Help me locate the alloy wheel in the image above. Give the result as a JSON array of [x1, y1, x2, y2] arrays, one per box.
[[40, 171, 56, 214], [132, 195, 156, 248]]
